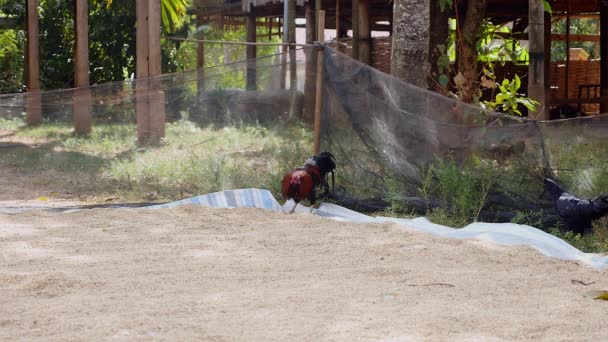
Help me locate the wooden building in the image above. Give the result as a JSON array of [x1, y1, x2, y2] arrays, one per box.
[[196, 0, 608, 119]]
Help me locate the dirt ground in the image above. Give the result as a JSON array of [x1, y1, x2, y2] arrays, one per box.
[[1, 205, 607, 341]]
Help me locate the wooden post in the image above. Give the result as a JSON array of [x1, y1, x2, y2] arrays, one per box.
[[288, 0, 296, 89], [304, 0, 317, 122], [352, 0, 360, 60], [335, 0, 340, 39], [136, 0, 164, 145], [359, 0, 370, 64], [267, 17, 272, 40], [25, 0, 42, 126], [528, 0, 546, 119], [544, 11, 552, 118], [246, 14, 257, 90], [197, 10, 205, 105], [280, 16, 287, 89], [565, 11, 570, 101], [313, 11, 325, 155], [601, 2, 608, 113], [305, 1, 315, 44], [73, 0, 91, 134]]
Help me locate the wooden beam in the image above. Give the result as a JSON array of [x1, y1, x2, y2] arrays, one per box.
[[73, 0, 91, 135], [544, 11, 552, 118], [352, 0, 359, 60], [601, 1, 608, 112], [552, 33, 600, 42], [246, 14, 257, 90], [305, 1, 315, 44], [335, 0, 341, 39], [359, 0, 370, 64], [528, 0, 546, 119], [25, 0, 41, 126]]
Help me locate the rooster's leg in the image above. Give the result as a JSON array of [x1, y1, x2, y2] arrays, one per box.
[[288, 202, 299, 214]]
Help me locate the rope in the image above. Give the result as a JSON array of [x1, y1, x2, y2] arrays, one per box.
[[164, 36, 315, 47]]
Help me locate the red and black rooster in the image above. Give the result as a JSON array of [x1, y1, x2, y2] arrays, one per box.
[[281, 152, 337, 213]]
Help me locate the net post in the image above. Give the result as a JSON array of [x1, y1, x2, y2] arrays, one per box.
[[246, 13, 257, 90], [313, 10, 326, 155]]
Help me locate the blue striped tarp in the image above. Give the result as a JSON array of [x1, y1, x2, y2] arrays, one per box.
[[144, 188, 283, 211]]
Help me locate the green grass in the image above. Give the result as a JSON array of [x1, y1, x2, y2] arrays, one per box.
[[0, 119, 312, 201]]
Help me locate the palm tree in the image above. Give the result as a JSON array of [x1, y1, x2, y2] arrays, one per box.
[[160, 0, 189, 32], [106, 0, 190, 32]]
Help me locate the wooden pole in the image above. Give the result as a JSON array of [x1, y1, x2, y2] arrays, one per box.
[[246, 14, 257, 90], [313, 11, 325, 155], [601, 2, 608, 113], [544, 11, 552, 118], [135, 0, 164, 145], [73, 0, 91, 134], [148, 0, 161, 76], [288, 0, 296, 88], [359, 0, 370, 64], [305, 1, 315, 44], [352, 0, 360, 60], [304, 0, 317, 122], [25, 0, 42, 126], [565, 8, 570, 101], [136, 0, 149, 79], [335, 0, 340, 39], [197, 10, 205, 104], [528, 0, 546, 119]]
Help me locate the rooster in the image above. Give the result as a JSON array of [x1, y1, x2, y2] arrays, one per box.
[[544, 178, 608, 235], [281, 152, 336, 213]]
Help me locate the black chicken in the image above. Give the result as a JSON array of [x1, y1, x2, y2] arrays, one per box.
[[544, 178, 608, 235]]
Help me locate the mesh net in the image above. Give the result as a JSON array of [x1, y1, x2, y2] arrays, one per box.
[[0, 47, 317, 201], [1, 44, 608, 229], [320, 47, 608, 225]]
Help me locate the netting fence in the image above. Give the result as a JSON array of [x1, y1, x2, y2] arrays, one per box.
[[1, 44, 608, 233]]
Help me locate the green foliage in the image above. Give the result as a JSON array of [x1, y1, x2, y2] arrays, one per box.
[[542, 0, 552, 14], [420, 158, 493, 228], [511, 210, 547, 230], [438, 0, 453, 13], [513, 211, 608, 253], [0, 29, 23, 93], [481, 75, 539, 116], [477, 21, 529, 65], [548, 226, 608, 254]]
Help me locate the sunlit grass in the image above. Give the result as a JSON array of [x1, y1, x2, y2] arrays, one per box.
[[0, 119, 313, 201]]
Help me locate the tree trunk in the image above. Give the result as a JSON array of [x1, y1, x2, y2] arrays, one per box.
[[456, 0, 487, 103], [390, 0, 449, 89]]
